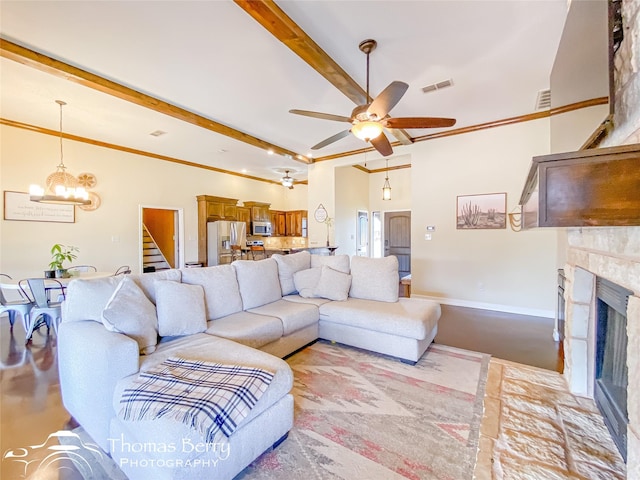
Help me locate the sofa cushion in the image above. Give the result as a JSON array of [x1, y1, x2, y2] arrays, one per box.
[[271, 251, 311, 295], [248, 299, 318, 335], [283, 294, 332, 307], [63, 276, 122, 323], [128, 269, 182, 304], [314, 266, 351, 301], [311, 254, 350, 273], [101, 276, 158, 354], [232, 258, 282, 310], [349, 255, 399, 303], [155, 280, 207, 337], [206, 311, 283, 349], [181, 265, 243, 319], [293, 268, 322, 298], [319, 297, 440, 340]]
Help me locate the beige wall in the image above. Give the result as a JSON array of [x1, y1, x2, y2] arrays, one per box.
[[334, 166, 368, 257], [0, 125, 306, 277]]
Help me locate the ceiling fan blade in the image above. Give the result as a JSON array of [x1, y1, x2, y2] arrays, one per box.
[[383, 117, 457, 129], [311, 129, 351, 150], [289, 109, 352, 123], [370, 133, 393, 157], [368, 81, 409, 119]]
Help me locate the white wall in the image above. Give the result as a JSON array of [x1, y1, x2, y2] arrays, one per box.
[[0, 125, 300, 278], [309, 118, 557, 316], [334, 166, 369, 257]]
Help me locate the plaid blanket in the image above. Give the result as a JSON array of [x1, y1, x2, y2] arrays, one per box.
[[118, 357, 274, 442]]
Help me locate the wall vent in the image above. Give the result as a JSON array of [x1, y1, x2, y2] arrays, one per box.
[[535, 89, 552, 110], [421, 78, 454, 94]]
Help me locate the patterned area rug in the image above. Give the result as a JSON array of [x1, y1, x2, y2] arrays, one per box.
[[239, 341, 490, 480], [60, 341, 489, 479]]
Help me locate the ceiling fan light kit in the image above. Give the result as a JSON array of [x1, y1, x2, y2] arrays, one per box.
[[289, 38, 456, 157], [281, 170, 294, 188]]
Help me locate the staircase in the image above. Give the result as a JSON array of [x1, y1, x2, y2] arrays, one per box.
[[142, 226, 170, 272]]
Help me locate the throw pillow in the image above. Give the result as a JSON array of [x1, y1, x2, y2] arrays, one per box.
[[63, 276, 121, 323], [128, 269, 182, 304], [349, 255, 399, 303], [101, 276, 158, 354], [232, 258, 282, 309], [313, 266, 352, 301], [293, 268, 322, 298], [310, 254, 350, 273], [155, 280, 207, 337], [271, 251, 311, 295], [181, 265, 243, 320]]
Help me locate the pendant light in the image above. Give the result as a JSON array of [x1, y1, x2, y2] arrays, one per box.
[[382, 159, 392, 201], [29, 100, 90, 205]]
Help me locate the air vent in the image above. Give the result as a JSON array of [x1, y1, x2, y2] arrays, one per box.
[[535, 89, 551, 110], [149, 130, 167, 137], [421, 78, 454, 94]]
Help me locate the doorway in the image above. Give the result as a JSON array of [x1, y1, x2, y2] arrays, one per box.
[[139, 206, 185, 273], [384, 211, 411, 278], [356, 210, 369, 257]]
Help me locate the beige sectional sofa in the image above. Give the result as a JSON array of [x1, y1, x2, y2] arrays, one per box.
[[58, 251, 441, 480]]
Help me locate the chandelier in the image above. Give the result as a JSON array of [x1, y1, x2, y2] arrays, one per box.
[[382, 159, 392, 200], [29, 100, 90, 205]]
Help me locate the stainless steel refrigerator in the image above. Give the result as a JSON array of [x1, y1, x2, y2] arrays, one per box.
[[207, 221, 247, 266]]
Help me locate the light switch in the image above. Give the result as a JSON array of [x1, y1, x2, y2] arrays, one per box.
[[424, 234, 432, 240]]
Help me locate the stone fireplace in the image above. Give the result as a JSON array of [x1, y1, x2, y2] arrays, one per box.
[[563, 228, 640, 476]]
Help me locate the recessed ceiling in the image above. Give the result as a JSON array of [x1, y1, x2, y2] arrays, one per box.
[[0, 0, 568, 183]]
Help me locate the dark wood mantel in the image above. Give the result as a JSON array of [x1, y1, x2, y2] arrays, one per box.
[[520, 143, 640, 228]]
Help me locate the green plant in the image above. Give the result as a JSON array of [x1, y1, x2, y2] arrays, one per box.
[[48, 244, 79, 270]]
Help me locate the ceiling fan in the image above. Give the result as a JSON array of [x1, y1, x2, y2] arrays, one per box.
[[290, 39, 456, 157], [281, 170, 294, 189]]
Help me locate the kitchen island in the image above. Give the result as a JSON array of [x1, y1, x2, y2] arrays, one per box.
[[265, 245, 338, 256]]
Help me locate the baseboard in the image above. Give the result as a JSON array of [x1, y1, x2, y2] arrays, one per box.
[[413, 294, 555, 319]]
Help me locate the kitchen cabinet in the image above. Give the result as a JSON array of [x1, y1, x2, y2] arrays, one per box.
[[197, 195, 239, 264], [237, 206, 251, 234], [284, 210, 308, 237], [269, 210, 286, 236], [519, 144, 640, 228], [244, 201, 271, 222]]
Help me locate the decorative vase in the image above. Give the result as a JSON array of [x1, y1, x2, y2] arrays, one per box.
[[55, 268, 69, 279], [44, 270, 55, 279]]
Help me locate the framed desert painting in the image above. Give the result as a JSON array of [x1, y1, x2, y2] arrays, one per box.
[[456, 192, 506, 229]]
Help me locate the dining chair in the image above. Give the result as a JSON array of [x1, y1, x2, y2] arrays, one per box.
[[19, 278, 65, 342], [67, 265, 98, 273], [114, 265, 132, 276], [0, 273, 34, 332]]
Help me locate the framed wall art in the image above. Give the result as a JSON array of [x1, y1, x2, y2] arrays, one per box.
[[3, 191, 75, 223], [456, 192, 506, 230]]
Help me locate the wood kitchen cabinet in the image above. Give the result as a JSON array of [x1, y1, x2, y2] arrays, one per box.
[[244, 201, 271, 222], [269, 210, 286, 236], [197, 195, 239, 264], [237, 206, 251, 234], [284, 210, 308, 237]]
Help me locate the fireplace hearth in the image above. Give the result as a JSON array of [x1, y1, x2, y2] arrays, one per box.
[[594, 276, 632, 462]]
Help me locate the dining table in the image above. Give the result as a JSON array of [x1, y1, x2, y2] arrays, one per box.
[[0, 271, 114, 296]]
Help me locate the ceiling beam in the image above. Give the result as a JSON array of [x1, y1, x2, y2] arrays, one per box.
[[235, 0, 368, 106], [0, 37, 311, 165]]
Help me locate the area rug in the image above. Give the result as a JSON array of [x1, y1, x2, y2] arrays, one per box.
[[239, 341, 490, 480], [61, 341, 489, 480]]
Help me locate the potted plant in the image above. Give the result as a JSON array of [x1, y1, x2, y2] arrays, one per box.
[[48, 244, 79, 278]]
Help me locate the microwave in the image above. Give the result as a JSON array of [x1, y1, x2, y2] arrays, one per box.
[[252, 221, 272, 236]]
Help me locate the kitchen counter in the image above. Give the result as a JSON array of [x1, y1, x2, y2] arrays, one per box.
[[266, 246, 338, 256]]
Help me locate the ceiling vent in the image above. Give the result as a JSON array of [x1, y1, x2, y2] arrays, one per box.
[[149, 130, 167, 137], [421, 79, 454, 94], [535, 89, 551, 110]]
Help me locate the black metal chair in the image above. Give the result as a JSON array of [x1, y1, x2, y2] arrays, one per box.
[[114, 265, 132, 276]]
